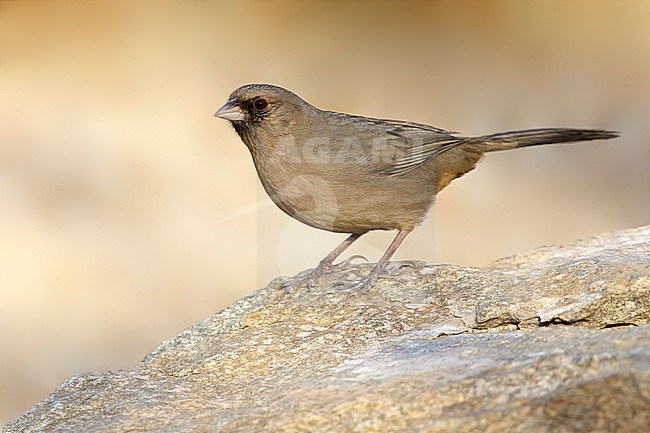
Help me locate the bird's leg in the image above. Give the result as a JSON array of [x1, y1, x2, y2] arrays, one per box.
[[283, 232, 365, 292], [314, 232, 365, 272], [347, 229, 411, 296]]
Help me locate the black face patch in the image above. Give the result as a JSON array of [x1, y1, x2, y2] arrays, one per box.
[[235, 96, 272, 122], [232, 120, 247, 135], [229, 97, 270, 135]]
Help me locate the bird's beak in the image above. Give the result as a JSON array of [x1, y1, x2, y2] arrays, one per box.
[[214, 98, 246, 121]]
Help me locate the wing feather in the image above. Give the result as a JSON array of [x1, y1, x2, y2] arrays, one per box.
[[322, 111, 465, 176]]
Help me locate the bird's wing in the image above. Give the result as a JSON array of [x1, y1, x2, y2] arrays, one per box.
[[375, 123, 466, 176], [321, 111, 466, 176]]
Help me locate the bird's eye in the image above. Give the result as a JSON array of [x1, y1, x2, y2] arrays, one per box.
[[253, 98, 268, 111]]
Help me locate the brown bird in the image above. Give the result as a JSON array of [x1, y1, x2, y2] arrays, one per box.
[[214, 84, 618, 293]]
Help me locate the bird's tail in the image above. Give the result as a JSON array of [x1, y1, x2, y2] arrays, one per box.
[[472, 128, 619, 152]]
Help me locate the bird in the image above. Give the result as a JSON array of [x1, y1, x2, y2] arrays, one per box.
[[214, 84, 618, 294]]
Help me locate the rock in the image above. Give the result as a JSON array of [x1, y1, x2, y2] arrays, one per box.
[[4, 226, 650, 433]]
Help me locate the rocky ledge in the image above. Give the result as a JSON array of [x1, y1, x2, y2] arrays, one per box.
[[4, 226, 650, 433]]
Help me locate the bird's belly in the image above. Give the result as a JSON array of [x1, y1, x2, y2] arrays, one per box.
[[254, 159, 435, 233], [259, 170, 350, 232]]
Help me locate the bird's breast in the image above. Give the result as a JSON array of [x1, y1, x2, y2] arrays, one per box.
[[249, 139, 436, 233]]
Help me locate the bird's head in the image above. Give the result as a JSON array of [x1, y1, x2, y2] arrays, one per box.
[[214, 84, 312, 139]]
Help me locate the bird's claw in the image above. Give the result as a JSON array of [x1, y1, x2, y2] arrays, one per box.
[[345, 276, 376, 298], [385, 260, 418, 275], [280, 274, 317, 294], [282, 254, 372, 295], [332, 254, 369, 270], [321, 272, 379, 300]]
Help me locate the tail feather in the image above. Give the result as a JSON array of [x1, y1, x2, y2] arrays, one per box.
[[474, 128, 619, 152]]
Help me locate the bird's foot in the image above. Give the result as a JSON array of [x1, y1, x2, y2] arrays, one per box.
[[321, 266, 383, 299], [279, 271, 321, 294], [330, 254, 369, 271], [280, 255, 369, 294], [344, 274, 379, 299], [323, 260, 418, 299], [279, 266, 336, 294], [385, 260, 419, 275]]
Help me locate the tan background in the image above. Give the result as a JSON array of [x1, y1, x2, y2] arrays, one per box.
[[1, 0, 648, 424]]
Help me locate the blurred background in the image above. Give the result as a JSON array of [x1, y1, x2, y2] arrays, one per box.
[[1, 0, 648, 424]]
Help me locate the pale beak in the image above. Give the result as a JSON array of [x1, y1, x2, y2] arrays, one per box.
[[214, 98, 246, 121]]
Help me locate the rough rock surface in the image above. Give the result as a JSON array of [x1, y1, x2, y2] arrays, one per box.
[[4, 226, 650, 433]]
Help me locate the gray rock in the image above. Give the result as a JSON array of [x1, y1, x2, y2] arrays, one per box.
[[4, 226, 650, 433]]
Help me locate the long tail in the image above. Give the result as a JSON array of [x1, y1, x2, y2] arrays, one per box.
[[472, 128, 619, 152]]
